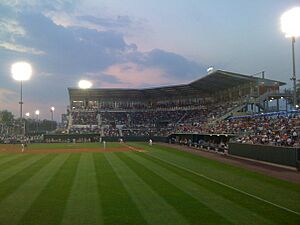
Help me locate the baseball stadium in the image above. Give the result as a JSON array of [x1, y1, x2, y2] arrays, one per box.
[[0, 69, 300, 225]]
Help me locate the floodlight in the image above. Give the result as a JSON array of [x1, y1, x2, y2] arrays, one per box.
[[35, 110, 40, 115], [11, 62, 32, 81], [281, 7, 300, 38], [78, 80, 92, 89], [11, 61, 32, 120], [280, 7, 300, 108], [25, 112, 30, 117], [50, 106, 55, 121]]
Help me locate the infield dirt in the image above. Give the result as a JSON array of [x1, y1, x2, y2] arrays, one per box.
[[0, 144, 145, 154]]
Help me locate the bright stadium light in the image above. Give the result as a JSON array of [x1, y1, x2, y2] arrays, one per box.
[[11, 62, 32, 81], [11, 61, 32, 119], [25, 112, 30, 117], [78, 80, 92, 89], [281, 7, 300, 38], [35, 110, 40, 119], [281, 7, 300, 108], [50, 106, 55, 121]]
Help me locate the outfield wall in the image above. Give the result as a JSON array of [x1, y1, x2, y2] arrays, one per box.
[[229, 143, 300, 169]]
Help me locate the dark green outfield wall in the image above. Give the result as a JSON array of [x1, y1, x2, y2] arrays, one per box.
[[229, 143, 300, 169]]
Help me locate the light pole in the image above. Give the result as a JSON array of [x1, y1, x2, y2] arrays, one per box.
[[11, 62, 32, 119], [281, 7, 300, 108], [50, 106, 55, 121], [25, 112, 30, 135], [35, 110, 40, 133], [50, 106, 55, 131]]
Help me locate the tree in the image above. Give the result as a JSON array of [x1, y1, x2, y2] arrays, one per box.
[[0, 110, 14, 124]]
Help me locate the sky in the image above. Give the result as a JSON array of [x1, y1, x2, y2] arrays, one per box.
[[0, 0, 300, 121]]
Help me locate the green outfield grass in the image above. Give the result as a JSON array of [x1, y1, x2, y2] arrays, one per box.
[[0, 142, 299, 225], [26, 142, 122, 150]]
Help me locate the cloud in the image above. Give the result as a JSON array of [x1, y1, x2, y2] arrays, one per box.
[[44, 11, 133, 33], [142, 49, 205, 80], [126, 49, 207, 82], [0, 18, 26, 38], [0, 88, 18, 105], [0, 42, 45, 55], [103, 62, 172, 88], [0, 10, 206, 87], [0, 2, 207, 119], [1, 0, 75, 12]]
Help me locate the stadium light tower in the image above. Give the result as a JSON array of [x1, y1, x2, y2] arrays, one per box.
[[11, 62, 32, 119], [50, 106, 55, 121], [78, 80, 92, 89], [35, 110, 40, 120], [35, 110, 40, 133], [281, 7, 300, 108]]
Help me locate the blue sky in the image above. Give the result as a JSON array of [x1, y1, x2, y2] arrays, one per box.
[[0, 0, 299, 120]]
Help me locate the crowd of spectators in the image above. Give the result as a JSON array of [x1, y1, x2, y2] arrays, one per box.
[[175, 113, 300, 147], [0, 134, 43, 144], [69, 101, 236, 129], [71, 111, 98, 125], [67, 101, 300, 148], [228, 115, 300, 147]]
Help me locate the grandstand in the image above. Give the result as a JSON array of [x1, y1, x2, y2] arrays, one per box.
[[67, 69, 290, 139], [68, 70, 286, 109]]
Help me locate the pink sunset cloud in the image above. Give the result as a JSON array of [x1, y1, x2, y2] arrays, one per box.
[[102, 62, 172, 88]]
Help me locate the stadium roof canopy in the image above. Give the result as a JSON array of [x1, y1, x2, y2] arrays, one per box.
[[68, 70, 286, 99]]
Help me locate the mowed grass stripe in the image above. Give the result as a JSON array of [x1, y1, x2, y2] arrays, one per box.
[[0, 154, 45, 183], [19, 154, 80, 225], [0, 154, 34, 173], [138, 151, 300, 225], [62, 153, 103, 225], [0, 153, 20, 161], [127, 152, 275, 225], [107, 153, 189, 225], [134, 143, 300, 211], [93, 152, 146, 225], [0, 154, 56, 202], [0, 154, 69, 225], [0, 154, 27, 168], [117, 152, 232, 225]]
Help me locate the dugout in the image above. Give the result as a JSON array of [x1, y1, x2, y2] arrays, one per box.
[[229, 143, 300, 170], [168, 133, 234, 152]]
